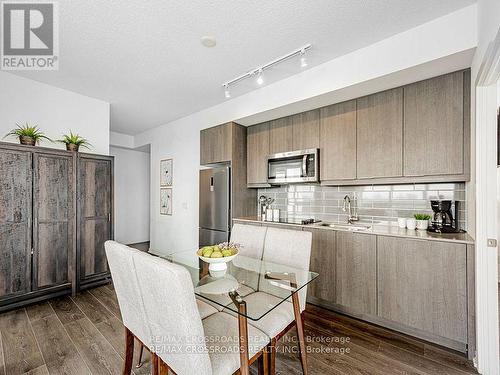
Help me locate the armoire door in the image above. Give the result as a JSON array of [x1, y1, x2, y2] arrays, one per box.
[[78, 155, 113, 286], [0, 148, 32, 299], [32, 152, 74, 290]]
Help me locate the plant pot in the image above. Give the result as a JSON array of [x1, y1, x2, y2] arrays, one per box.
[[66, 143, 79, 152], [19, 136, 36, 146], [416, 219, 429, 230], [406, 218, 417, 230]]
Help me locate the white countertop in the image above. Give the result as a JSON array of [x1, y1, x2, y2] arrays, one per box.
[[234, 217, 474, 245]]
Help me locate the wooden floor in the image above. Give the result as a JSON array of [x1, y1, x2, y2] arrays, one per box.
[[0, 284, 477, 375]]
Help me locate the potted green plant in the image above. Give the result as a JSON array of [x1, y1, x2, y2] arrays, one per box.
[[414, 213, 431, 230], [4, 123, 51, 146], [57, 131, 91, 152]]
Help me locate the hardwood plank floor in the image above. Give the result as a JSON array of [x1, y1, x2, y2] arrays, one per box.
[[0, 309, 44, 374], [0, 284, 478, 375], [30, 313, 90, 374]]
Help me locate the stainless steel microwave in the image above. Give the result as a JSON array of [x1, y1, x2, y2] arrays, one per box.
[[267, 149, 319, 184]]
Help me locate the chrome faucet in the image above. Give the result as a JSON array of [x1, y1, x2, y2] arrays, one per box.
[[343, 194, 359, 224]]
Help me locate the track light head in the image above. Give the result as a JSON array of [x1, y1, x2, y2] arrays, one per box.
[[224, 85, 231, 98], [256, 69, 264, 85], [300, 48, 308, 68]]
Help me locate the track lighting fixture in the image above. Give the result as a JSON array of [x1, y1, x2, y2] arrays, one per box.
[[221, 44, 311, 97]]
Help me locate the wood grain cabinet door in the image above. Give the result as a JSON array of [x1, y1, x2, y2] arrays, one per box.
[[291, 109, 320, 150], [335, 232, 377, 315], [377, 236, 467, 343], [269, 117, 293, 154], [357, 88, 403, 178], [319, 100, 357, 181], [78, 156, 113, 283], [404, 71, 464, 176], [247, 122, 270, 185], [200, 123, 232, 164], [0, 149, 32, 299], [305, 228, 336, 304], [33, 153, 74, 289]]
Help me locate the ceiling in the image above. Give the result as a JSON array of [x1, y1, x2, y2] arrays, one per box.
[[13, 0, 476, 135]]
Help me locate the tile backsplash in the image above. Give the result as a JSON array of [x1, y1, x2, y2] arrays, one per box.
[[257, 183, 467, 230]]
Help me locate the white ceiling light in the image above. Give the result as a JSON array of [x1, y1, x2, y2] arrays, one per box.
[[201, 36, 217, 48], [256, 69, 264, 85], [221, 44, 311, 97], [300, 48, 308, 68], [224, 84, 231, 98]]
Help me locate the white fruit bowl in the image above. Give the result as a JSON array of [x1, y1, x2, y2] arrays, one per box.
[[197, 249, 239, 277]]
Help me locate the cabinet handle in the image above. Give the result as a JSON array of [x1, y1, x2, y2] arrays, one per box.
[[108, 213, 111, 222]]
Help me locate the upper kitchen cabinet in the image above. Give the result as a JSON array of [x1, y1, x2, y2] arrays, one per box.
[[200, 122, 232, 165], [291, 109, 320, 150], [357, 88, 403, 179], [269, 116, 293, 154], [247, 122, 270, 186], [200, 122, 256, 217], [404, 70, 469, 178], [319, 100, 357, 182]]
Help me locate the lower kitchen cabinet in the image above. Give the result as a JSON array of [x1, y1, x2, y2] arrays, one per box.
[[335, 232, 377, 315], [377, 236, 467, 344], [234, 219, 473, 355], [305, 228, 336, 303]]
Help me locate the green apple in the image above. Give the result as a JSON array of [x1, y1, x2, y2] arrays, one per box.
[[211, 251, 223, 258], [202, 248, 213, 257], [221, 249, 232, 257]]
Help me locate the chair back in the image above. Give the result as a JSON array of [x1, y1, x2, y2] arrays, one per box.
[[230, 223, 267, 259], [104, 241, 152, 347], [261, 228, 312, 311], [132, 250, 212, 375]]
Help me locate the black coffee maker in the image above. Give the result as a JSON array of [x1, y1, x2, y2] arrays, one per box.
[[428, 200, 462, 233]]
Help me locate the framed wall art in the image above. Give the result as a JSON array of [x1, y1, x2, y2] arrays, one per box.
[[160, 158, 173, 186], [160, 188, 172, 215]]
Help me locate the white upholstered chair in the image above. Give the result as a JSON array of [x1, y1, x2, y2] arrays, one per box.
[[204, 224, 268, 311], [105, 241, 218, 372], [230, 223, 267, 259], [131, 246, 270, 375], [105, 241, 154, 372], [238, 227, 312, 374]]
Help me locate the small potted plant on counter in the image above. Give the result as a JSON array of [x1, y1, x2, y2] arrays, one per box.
[[4, 123, 51, 146], [57, 131, 91, 152], [414, 213, 431, 230]]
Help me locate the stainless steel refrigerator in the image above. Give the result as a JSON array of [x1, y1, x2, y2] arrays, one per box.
[[199, 165, 231, 246]]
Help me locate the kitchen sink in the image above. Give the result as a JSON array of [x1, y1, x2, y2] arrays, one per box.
[[320, 223, 371, 231]]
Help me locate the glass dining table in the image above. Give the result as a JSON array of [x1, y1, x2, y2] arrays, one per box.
[[149, 248, 319, 375]]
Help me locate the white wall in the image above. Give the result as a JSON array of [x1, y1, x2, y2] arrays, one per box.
[[110, 146, 150, 244], [134, 5, 478, 251], [0, 72, 110, 155]]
